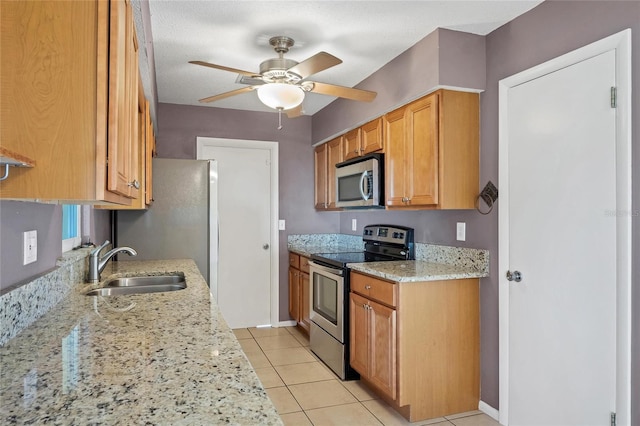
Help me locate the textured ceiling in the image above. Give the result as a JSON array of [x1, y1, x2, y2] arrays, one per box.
[[148, 0, 543, 116]]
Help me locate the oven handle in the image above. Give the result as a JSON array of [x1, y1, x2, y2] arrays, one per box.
[[308, 260, 344, 276]]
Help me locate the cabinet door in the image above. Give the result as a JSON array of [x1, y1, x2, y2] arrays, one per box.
[[349, 293, 369, 375], [406, 93, 439, 206], [107, 0, 140, 199], [300, 272, 310, 333], [361, 118, 384, 155], [288, 267, 300, 321], [369, 299, 397, 400], [343, 128, 362, 161], [314, 144, 328, 209], [326, 137, 343, 209], [383, 107, 409, 206]]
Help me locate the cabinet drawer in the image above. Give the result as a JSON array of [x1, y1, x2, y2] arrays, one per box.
[[289, 253, 300, 269], [300, 256, 310, 273], [350, 272, 397, 307]]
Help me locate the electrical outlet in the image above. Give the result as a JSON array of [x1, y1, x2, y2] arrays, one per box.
[[456, 222, 466, 241], [23, 230, 37, 265], [351, 219, 357, 231], [278, 219, 286, 230]]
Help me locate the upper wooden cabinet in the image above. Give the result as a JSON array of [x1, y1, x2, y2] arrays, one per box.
[[0, 0, 143, 205], [314, 136, 343, 210], [384, 89, 479, 209], [343, 118, 384, 161]]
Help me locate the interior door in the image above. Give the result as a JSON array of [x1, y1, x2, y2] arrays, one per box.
[[199, 143, 273, 328], [504, 50, 617, 425]]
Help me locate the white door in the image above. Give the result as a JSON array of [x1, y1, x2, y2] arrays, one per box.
[[198, 139, 278, 329], [499, 31, 632, 426]]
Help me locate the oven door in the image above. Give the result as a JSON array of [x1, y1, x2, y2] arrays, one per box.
[[308, 261, 344, 343]]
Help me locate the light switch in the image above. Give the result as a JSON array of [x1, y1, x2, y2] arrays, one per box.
[[23, 230, 37, 265], [456, 222, 466, 241], [278, 220, 286, 230]]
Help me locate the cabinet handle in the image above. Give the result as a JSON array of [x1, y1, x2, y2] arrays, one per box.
[[128, 180, 140, 189], [364, 285, 371, 290], [401, 197, 408, 203]]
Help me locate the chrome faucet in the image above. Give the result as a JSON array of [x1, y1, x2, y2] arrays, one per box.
[[87, 240, 137, 283]]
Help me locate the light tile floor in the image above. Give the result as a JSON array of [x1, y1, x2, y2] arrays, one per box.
[[233, 326, 501, 426]]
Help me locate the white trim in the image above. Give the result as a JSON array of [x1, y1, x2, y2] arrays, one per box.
[[196, 137, 280, 329], [276, 320, 297, 328], [498, 29, 632, 426], [479, 401, 499, 422]]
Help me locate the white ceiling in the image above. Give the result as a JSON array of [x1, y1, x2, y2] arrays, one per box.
[[148, 0, 543, 116]]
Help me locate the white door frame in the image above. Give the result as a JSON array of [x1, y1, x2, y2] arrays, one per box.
[[498, 29, 632, 425], [197, 137, 280, 328]]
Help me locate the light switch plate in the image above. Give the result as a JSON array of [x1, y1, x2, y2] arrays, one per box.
[[456, 222, 466, 241], [351, 219, 357, 231], [278, 220, 286, 230], [23, 230, 37, 265]]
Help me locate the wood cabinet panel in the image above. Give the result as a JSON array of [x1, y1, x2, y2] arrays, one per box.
[[369, 300, 397, 399], [288, 266, 300, 321], [360, 118, 384, 155], [343, 128, 362, 161], [288, 252, 310, 334], [0, 0, 143, 205], [350, 271, 480, 421], [349, 293, 369, 374], [300, 271, 310, 333], [314, 144, 328, 209], [326, 137, 343, 209], [384, 89, 478, 210], [350, 272, 397, 307]]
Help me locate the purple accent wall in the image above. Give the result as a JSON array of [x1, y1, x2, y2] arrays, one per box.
[[311, 28, 486, 144], [156, 103, 341, 319], [0, 202, 111, 291]]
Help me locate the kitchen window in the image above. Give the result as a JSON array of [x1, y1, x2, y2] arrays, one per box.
[[62, 204, 81, 252]]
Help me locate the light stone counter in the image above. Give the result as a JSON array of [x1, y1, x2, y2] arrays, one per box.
[[348, 260, 488, 283], [0, 259, 282, 425]]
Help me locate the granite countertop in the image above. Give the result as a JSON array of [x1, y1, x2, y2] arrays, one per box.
[[348, 260, 488, 282], [288, 239, 488, 283], [0, 259, 282, 425]]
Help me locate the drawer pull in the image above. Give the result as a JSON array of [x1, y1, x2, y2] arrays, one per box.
[[365, 285, 371, 290]]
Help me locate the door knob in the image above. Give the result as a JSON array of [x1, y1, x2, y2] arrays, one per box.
[[263, 244, 270, 250], [506, 270, 522, 282]]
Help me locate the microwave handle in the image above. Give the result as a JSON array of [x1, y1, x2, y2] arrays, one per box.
[[359, 171, 371, 201]]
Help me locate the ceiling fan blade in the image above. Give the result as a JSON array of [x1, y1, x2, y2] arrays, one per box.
[[285, 104, 304, 118], [198, 86, 256, 103], [189, 60, 258, 77], [309, 82, 377, 102], [286, 52, 342, 79]]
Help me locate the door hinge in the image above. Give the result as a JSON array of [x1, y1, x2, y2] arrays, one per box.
[[610, 87, 617, 108], [610, 412, 616, 426]]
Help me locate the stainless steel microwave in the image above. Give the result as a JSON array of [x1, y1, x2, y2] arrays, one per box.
[[335, 153, 384, 208]]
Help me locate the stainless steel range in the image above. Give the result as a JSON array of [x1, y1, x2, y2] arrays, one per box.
[[308, 224, 415, 380]]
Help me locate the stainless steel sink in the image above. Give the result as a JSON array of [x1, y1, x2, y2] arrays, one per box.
[[84, 274, 186, 296]]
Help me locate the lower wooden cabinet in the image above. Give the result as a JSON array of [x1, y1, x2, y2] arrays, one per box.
[[349, 292, 397, 399], [288, 252, 310, 334], [349, 271, 480, 422]]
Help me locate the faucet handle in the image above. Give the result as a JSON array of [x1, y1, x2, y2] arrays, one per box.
[[90, 240, 110, 257]]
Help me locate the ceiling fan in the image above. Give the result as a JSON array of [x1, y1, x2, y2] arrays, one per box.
[[189, 36, 377, 118]]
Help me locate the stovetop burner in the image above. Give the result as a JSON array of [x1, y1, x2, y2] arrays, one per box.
[[311, 224, 415, 268]]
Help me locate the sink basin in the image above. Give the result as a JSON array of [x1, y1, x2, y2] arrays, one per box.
[[84, 274, 186, 296]]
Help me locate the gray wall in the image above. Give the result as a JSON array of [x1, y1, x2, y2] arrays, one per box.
[[0, 201, 111, 291], [480, 0, 640, 419], [312, 28, 486, 144], [155, 103, 341, 319]]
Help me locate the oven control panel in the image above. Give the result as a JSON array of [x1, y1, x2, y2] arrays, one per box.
[[363, 224, 414, 246]]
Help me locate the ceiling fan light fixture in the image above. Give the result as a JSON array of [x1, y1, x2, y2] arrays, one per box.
[[257, 83, 304, 110]]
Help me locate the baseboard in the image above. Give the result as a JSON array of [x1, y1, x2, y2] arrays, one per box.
[[479, 401, 499, 422], [276, 320, 297, 327]]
